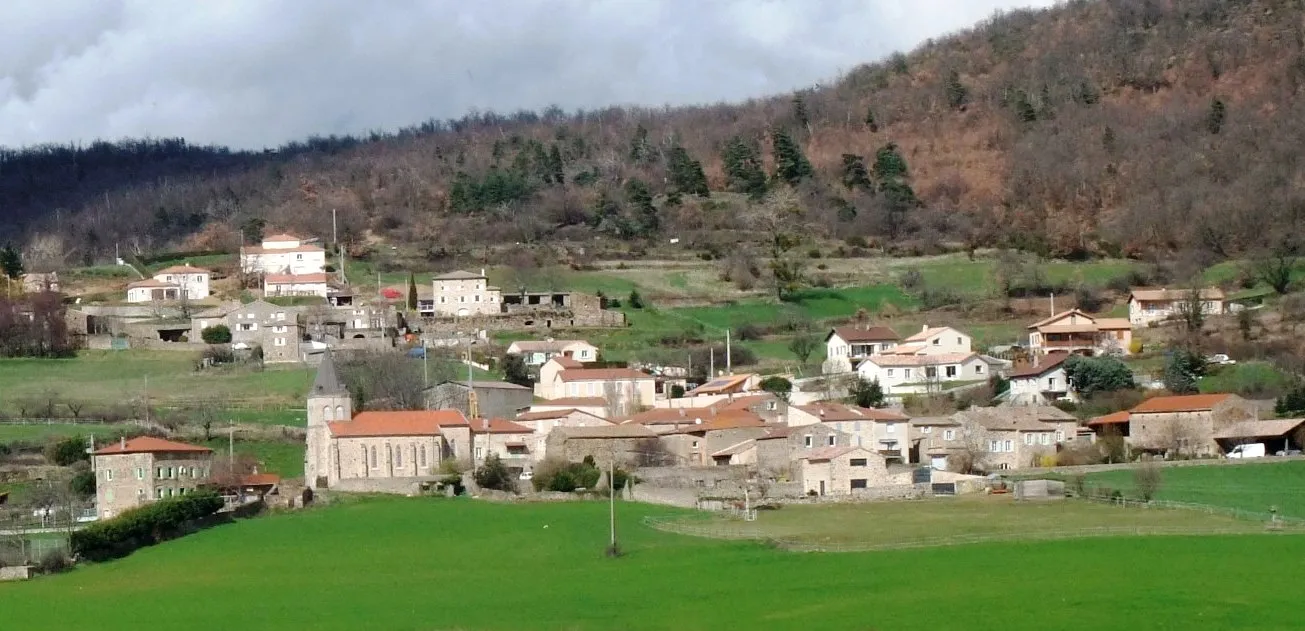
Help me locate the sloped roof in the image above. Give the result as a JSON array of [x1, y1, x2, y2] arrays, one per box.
[[623, 407, 710, 425], [328, 410, 468, 437], [686, 373, 756, 396], [1009, 353, 1071, 379], [262, 233, 301, 242], [1095, 318, 1132, 330], [1130, 287, 1225, 302], [155, 265, 210, 275], [555, 424, 658, 439], [95, 437, 212, 456], [911, 416, 961, 427], [1028, 309, 1093, 330], [469, 418, 534, 434], [958, 407, 1076, 431], [796, 402, 908, 422], [439, 380, 531, 391], [1087, 411, 1131, 427], [509, 340, 593, 353], [434, 270, 485, 280], [708, 394, 777, 412], [1130, 394, 1233, 414], [311, 349, 347, 395], [711, 439, 758, 458], [558, 368, 651, 382], [514, 408, 602, 422], [128, 279, 179, 289], [860, 353, 977, 368], [904, 326, 960, 343], [265, 273, 329, 284], [1214, 419, 1305, 439], [240, 473, 281, 487], [828, 326, 900, 343], [548, 356, 584, 369], [670, 412, 768, 434], [532, 397, 607, 407], [799, 446, 869, 462]]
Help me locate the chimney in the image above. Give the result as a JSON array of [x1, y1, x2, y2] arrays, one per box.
[[480, 268, 486, 277], [921, 324, 929, 333], [819, 408, 826, 417], [120, 436, 126, 449]]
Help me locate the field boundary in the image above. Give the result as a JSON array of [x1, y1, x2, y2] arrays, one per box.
[[1070, 490, 1305, 525]]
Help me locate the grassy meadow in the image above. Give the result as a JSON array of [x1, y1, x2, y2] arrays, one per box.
[[1076, 460, 1305, 518], [4, 497, 1304, 630]]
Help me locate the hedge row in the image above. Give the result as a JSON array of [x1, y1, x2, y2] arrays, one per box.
[[137, 249, 232, 265], [70, 490, 224, 562]]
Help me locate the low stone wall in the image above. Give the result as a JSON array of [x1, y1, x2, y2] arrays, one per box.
[[330, 478, 425, 495], [630, 485, 701, 509], [0, 565, 31, 581]]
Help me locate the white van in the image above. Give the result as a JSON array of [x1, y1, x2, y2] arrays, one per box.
[[1227, 443, 1266, 459]]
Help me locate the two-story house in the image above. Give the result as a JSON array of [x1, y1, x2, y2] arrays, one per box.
[[955, 406, 1080, 471], [1128, 287, 1226, 326], [1007, 353, 1074, 405], [1026, 309, 1132, 356], [822, 326, 900, 374], [788, 402, 911, 459], [241, 233, 327, 276], [264, 272, 330, 298], [470, 418, 537, 476], [1126, 393, 1256, 457], [192, 299, 304, 363], [533, 357, 656, 411], [506, 339, 599, 366], [92, 437, 214, 519], [126, 265, 211, 303], [432, 270, 502, 317]]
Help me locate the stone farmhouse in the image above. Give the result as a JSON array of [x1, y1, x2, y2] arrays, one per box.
[[191, 299, 305, 363], [823, 325, 900, 374], [126, 265, 211, 303], [909, 416, 964, 471], [425, 380, 534, 421], [240, 233, 326, 276], [1128, 287, 1226, 326], [469, 417, 536, 477], [525, 397, 610, 419], [659, 412, 770, 466], [954, 406, 1081, 470], [1026, 309, 1132, 356], [798, 446, 894, 496], [788, 403, 911, 458], [1121, 393, 1258, 457], [92, 437, 214, 519], [422, 269, 625, 330]]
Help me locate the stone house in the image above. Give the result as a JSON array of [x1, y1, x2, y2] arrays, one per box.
[[92, 437, 214, 519], [192, 299, 304, 363], [789, 402, 911, 458], [823, 325, 900, 374], [21, 272, 58, 293], [506, 339, 599, 366], [424, 380, 534, 421], [910, 416, 963, 470], [1127, 393, 1257, 457], [526, 397, 610, 420], [660, 413, 770, 466], [1128, 287, 1226, 326], [512, 408, 611, 460], [470, 418, 536, 476], [431, 270, 501, 317], [798, 446, 893, 496], [240, 233, 326, 276], [753, 425, 850, 480], [955, 407, 1080, 471], [1026, 309, 1132, 357], [305, 351, 473, 490], [543, 424, 661, 469], [706, 393, 787, 423]]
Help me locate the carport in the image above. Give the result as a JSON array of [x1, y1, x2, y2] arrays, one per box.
[[1213, 419, 1305, 455]]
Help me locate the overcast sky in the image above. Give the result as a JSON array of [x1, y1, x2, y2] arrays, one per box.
[[0, 0, 1058, 150]]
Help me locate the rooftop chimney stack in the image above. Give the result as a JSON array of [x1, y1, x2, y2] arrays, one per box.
[[120, 437, 126, 449]]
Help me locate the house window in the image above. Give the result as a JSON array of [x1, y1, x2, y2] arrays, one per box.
[[926, 367, 937, 378], [274, 337, 286, 347], [335, 405, 345, 419], [827, 435, 836, 446], [989, 440, 999, 452], [475, 447, 483, 459], [276, 312, 286, 321], [155, 488, 164, 499], [105, 469, 114, 481], [1024, 433, 1034, 445], [136, 467, 144, 479], [766, 401, 777, 411], [156, 467, 164, 478], [246, 312, 255, 319], [975, 365, 984, 374], [804, 435, 813, 448], [946, 365, 957, 378], [137, 489, 145, 499], [849, 458, 867, 467], [1004, 440, 1013, 452], [887, 369, 895, 377], [1041, 433, 1051, 445], [932, 338, 939, 345], [296, 254, 303, 260], [692, 441, 699, 448], [395, 448, 403, 468], [474, 295, 480, 302], [944, 429, 955, 441], [370, 446, 378, 468], [904, 369, 912, 379], [921, 426, 932, 434], [1048, 378, 1057, 390], [1055, 430, 1065, 442], [957, 337, 962, 345], [239, 323, 255, 331], [850, 479, 868, 490], [420, 445, 427, 467]]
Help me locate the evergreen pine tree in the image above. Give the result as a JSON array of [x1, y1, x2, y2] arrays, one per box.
[[406, 272, 418, 311], [624, 178, 658, 237], [1012, 89, 1037, 123], [1207, 97, 1226, 135], [840, 154, 873, 192], [771, 129, 813, 186], [872, 143, 909, 182], [721, 137, 768, 200], [792, 95, 810, 131], [1038, 84, 1055, 120], [667, 146, 709, 197], [548, 144, 565, 185], [864, 106, 879, 132], [629, 124, 654, 164], [1102, 126, 1117, 152], [944, 69, 968, 109], [0, 245, 23, 280]]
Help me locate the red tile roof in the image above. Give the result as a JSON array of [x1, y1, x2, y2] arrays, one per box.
[[686, 373, 756, 396], [671, 411, 768, 434], [328, 410, 468, 437], [1087, 411, 1131, 427], [265, 273, 329, 284], [1130, 394, 1233, 414], [549, 356, 584, 369], [515, 409, 579, 421], [155, 265, 209, 275], [624, 407, 712, 425], [558, 368, 650, 382], [240, 473, 281, 487], [796, 403, 908, 422], [470, 418, 534, 434], [94, 437, 212, 456], [1010, 353, 1071, 378], [127, 278, 178, 289]]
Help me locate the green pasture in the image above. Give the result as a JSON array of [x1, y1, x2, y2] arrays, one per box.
[[4, 497, 1304, 630], [1077, 460, 1305, 518]]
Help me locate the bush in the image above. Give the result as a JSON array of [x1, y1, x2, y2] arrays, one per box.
[[203, 344, 236, 365], [627, 290, 645, 309], [45, 436, 88, 466], [758, 376, 793, 401], [70, 469, 96, 497], [200, 324, 232, 344], [670, 384, 685, 399], [1128, 339, 1144, 354], [70, 490, 224, 562], [1063, 355, 1134, 397], [735, 323, 765, 341], [472, 454, 516, 492], [532, 457, 601, 492], [1133, 459, 1163, 501]]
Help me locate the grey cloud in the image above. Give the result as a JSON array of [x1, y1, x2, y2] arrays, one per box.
[[0, 0, 1057, 150]]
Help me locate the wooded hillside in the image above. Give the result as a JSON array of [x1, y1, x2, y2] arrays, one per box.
[[5, 0, 1304, 269]]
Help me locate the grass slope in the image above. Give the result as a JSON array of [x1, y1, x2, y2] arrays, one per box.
[[1080, 461, 1305, 518], [5, 498, 1305, 630]]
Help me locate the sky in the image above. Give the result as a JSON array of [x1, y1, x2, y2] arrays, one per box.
[[0, 0, 1058, 150]]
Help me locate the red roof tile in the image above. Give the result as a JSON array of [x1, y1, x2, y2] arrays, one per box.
[[1010, 353, 1071, 378], [532, 397, 608, 407], [94, 437, 212, 456], [558, 368, 650, 382], [265, 273, 329, 284], [828, 326, 900, 343], [155, 265, 209, 275], [1130, 394, 1233, 414], [328, 410, 468, 437], [470, 418, 534, 434], [240, 473, 281, 487], [1087, 410, 1131, 426]]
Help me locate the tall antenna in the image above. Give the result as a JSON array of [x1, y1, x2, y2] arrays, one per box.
[[466, 345, 479, 419], [725, 329, 732, 375]]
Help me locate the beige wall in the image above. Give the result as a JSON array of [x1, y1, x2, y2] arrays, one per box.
[[536, 375, 656, 406], [663, 427, 769, 466], [1131, 399, 1254, 456], [432, 276, 501, 316], [513, 411, 610, 459], [94, 452, 213, 519], [472, 431, 536, 472], [329, 435, 443, 485], [799, 448, 893, 496], [545, 436, 651, 469]]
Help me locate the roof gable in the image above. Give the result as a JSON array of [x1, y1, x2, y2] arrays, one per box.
[[95, 437, 212, 456], [1130, 394, 1233, 414], [827, 326, 900, 344]]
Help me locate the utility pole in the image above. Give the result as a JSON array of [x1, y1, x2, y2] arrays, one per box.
[[608, 444, 618, 556], [725, 328, 732, 375], [709, 347, 715, 379], [228, 421, 235, 472], [143, 375, 150, 425]]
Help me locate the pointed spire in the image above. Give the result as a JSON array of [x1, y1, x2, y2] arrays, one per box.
[[311, 348, 346, 395]]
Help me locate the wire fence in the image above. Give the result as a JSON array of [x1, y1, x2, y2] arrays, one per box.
[[1070, 491, 1305, 526]]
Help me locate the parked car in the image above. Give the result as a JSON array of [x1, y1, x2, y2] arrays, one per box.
[[1206, 354, 1236, 365], [518, 471, 534, 481], [1275, 449, 1302, 457], [1227, 443, 1266, 459]]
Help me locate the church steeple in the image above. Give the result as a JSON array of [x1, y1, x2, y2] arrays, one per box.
[[312, 349, 346, 395]]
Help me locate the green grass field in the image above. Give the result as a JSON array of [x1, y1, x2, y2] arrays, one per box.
[[4, 497, 1304, 630], [1078, 461, 1305, 518], [203, 438, 305, 477], [0, 422, 136, 445]]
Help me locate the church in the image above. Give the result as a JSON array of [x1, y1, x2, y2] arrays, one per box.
[[305, 351, 474, 491]]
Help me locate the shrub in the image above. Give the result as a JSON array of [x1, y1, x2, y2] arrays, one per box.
[[45, 436, 88, 466], [735, 323, 765, 341], [1074, 285, 1106, 312], [200, 324, 232, 344], [70, 490, 224, 562], [472, 454, 516, 492], [69, 470, 97, 497], [758, 376, 793, 401], [900, 267, 924, 291], [36, 549, 73, 574], [1133, 458, 1163, 501], [1128, 339, 1144, 354], [670, 384, 685, 399], [203, 344, 236, 365], [627, 290, 645, 309], [1063, 355, 1134, 397]]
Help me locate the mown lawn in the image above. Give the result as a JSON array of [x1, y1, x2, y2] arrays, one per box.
[[1079, 461, 1305, 518], [0, 422, 136, 445], [202, 438, 305, 478], [4, 497, 1304, 630]]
